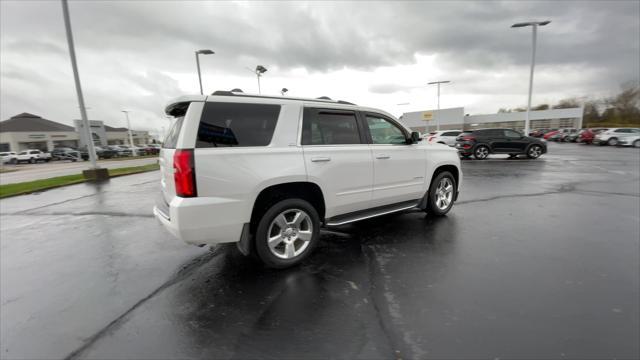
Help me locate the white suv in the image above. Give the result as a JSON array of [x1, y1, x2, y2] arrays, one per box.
[[154, 91, 462, 268], [594, 128, 640, 146], [423, 130, 462, 146]]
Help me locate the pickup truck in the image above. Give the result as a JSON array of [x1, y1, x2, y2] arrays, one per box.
[[16, 149, 52, 164]]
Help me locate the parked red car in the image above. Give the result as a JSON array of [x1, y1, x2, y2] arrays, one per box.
[[578, 128, 608, 144], [543, 130, 560, 140]]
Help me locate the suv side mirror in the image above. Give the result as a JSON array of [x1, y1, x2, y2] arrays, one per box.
[[409, 131, 421, 144]]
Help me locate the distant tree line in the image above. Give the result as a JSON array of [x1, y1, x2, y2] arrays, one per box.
[[497, 82, 640, 127]]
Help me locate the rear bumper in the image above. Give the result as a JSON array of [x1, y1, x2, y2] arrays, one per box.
[[455, 142, 474, 155], [153, 195, 247, 245]]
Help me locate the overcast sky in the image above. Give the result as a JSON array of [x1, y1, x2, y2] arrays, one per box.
[[1, 0, 638, 136]]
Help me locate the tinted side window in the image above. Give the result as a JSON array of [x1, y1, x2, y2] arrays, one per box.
[[477, 129, 501, 137], [442, 131, 461, 137], [302, 111, 361, 145], [365, 115, 407, 144], [163, 116, 184, 149], [504, 130, 522, 138], [196, 102, 280, 148]]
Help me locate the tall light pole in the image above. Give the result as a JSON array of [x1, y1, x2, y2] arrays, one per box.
[[195, 49, 214, 95], [511, 20, 550, 135], [427, 80, 451, 131], [61, 0, 98, 169], [253, 65, 267, 94], [121, 110, 137, 156]]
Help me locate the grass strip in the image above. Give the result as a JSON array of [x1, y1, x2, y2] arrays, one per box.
[[0, 163, 159, 199]]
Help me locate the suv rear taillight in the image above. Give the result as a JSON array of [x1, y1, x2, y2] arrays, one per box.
[[461, 135, 476, 141], [174, 149, 197, 198]]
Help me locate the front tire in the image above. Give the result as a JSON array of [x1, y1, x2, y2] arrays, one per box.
[[633, 140, 640, 148], [29, 158, 36, 164], [254, 198, 320, 269], [607, 138, 618, 146], [474, 145, 489, 160], [426, 171, 456, 216], [527, 144, 543, 159]]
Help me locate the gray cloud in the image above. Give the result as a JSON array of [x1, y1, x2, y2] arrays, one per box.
[[1, 0, 638, 127]]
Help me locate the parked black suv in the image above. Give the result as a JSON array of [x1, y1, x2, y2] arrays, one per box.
[[456, 128, 547, 160]]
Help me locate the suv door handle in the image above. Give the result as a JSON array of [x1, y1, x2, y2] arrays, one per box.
[[376, 154, 391, 159], [311, 157, 331, 162]]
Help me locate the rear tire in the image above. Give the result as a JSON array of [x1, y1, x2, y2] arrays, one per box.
[[474, 145, 489, 160], [426, 171, 456, 216], [607, 137, 618, 146], [633, 140, 640, 148], [29, 158, 35, 164], [254, 198, 320, 269]]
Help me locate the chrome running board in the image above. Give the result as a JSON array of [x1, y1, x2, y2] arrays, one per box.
[[325, 201, 420, 227]]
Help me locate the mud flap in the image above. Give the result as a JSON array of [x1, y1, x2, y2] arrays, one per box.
[[236, 223, 252, 256]]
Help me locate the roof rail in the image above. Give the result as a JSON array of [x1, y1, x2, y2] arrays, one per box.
[[209, 90, 357, 106]]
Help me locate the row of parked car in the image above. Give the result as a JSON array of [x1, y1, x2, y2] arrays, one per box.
[[530, 127, 640, 147], [0, 144, 161, 165], [422, 126, 639, 160]]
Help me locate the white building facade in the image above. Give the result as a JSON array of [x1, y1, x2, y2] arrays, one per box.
[[0, 113, 153, 152], [400, 107, 584, 133]]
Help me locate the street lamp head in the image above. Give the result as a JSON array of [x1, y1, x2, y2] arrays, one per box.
[[196, 49, 215, 55], [281, 88, 288, 95], [256, 65, 267, 74], [511, 20, 551, 28], [427, 80, 451, 85]]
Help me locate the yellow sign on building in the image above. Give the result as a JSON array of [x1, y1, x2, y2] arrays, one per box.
[[422, 111, 433, 121]]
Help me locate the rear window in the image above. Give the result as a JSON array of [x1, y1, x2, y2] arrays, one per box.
[[196, 102, 281, 148], [163, 116, 184, 149]]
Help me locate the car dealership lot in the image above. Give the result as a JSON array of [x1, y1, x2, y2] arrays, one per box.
[[0, 157, 158, 185], [1, 143, 638, 359]]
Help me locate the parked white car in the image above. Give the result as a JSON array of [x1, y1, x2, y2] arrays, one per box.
[[423, 130, 462, 146], [593, 128, 640, 146], [16, 149, 52, 164], [154, 91, 462, 268], [617, 134, 640, 148], [1, 151, 18, 164]]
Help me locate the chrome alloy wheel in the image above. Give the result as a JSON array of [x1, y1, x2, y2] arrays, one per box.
[[435, 177, 454, 210], [267, 209, 313, 259], [528, 145, 542, 158], [475, 146, 489, 159]]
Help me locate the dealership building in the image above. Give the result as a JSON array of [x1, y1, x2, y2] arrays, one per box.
[[0, 112, 153, 152], [400, 106, 584, 133]]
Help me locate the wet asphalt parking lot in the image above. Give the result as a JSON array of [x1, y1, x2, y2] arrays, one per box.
[[1, 143, 639, 359]]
